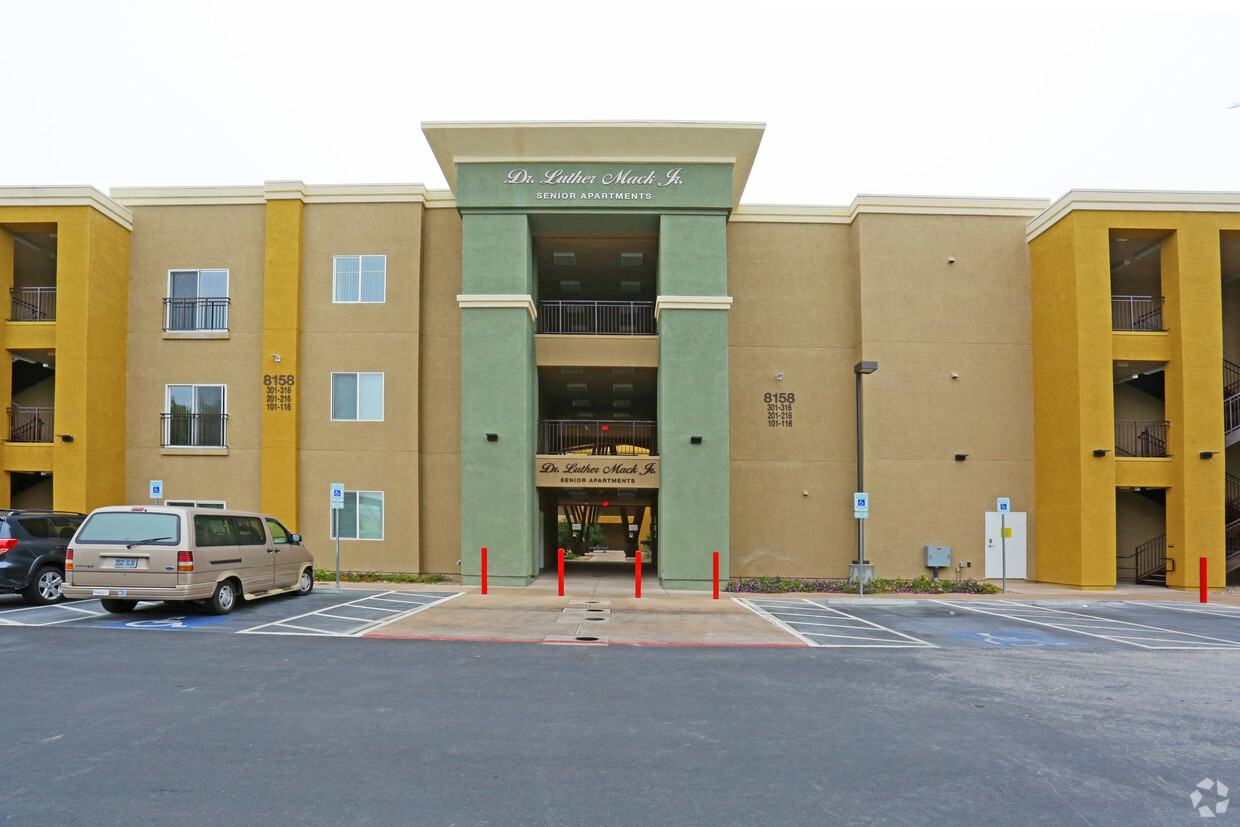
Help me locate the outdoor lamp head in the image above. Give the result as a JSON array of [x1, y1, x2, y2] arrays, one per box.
[[854, 361, 878, 375]]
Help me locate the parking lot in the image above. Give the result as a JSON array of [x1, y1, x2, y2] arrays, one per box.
[[5, 587, 1240, 650], [0, 588, 462, 636]]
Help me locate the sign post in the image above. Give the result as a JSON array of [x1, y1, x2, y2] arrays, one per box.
[[997, 498, 1011, 592], [854, 492, 870, 597], [149, 480, 164, 505], [330, 483, 345, 592]]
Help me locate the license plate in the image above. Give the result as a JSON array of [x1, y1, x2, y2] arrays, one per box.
[[114, 558, 138, 569]]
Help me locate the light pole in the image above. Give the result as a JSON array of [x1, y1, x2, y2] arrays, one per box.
[[853, 361, 877, 595]]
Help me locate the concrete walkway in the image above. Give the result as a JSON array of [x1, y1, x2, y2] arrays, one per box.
[[350, 550, 1240, 645]]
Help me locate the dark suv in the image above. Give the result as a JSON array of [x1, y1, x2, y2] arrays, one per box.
[[0, 510, 86, 605]]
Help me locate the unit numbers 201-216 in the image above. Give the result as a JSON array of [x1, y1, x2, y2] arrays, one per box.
[[764, 392, 794, 428], [264, 374, 295, 412]]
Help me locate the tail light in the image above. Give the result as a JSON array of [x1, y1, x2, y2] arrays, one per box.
[[65, 548, 73, 569], [0, 538, 18, 556], [177, 550, 194, 572]]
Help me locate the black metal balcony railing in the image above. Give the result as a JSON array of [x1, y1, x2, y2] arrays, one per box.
[[7, 406, 54, 443], [538, 420, 657, 456], [1115, 419, 1169, 457], [10, 287, 56, 321], [163, 297, 230, 332], [1111, 295, 1164, 331], [537, 301, 655, 335], [161, 413, 228, 448]]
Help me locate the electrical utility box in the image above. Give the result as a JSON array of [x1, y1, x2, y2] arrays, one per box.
[[924, 546, 951, 567]]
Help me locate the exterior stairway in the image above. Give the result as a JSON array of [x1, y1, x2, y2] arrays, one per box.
[[1226, 359, 1240, 446], [1228, 472, 1240, 575]]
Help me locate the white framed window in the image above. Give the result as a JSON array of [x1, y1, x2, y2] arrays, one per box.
[[163, 384, 227, 447], [330, 490, 384, 540], [166, 269, 229, 331], [165, 500, 226, 509], [333, 255, 386, 303], [331, 372, 383, 421]]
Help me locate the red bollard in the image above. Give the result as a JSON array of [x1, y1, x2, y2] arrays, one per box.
[[713, 551, 720, 599], [481, 547, 488, 595], [635, 548, 642, 598], [558, 547, 565, 597], [1200, 556, 1208, 604]]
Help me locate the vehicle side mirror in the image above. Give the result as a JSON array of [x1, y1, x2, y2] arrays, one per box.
[[290, 534, 302, 544]]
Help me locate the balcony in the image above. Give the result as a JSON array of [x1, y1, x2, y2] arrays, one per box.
[[7, 405, 53, 443], [1112, 295, 1164, 332], [163, 297, 229, 332], [538, 419, 657, 456], [10, 287, 56, 322], [161, 413, 228, 448], [1115, 419, 1169, 457], [537, 301, 655, 335]]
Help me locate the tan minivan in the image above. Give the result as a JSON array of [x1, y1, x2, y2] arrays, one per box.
[[63, 506, 314, 615]]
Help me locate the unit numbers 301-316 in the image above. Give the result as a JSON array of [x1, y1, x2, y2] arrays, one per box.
[[764, 392, 794, 428]]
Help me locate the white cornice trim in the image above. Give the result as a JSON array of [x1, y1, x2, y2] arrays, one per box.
[[1028, 189, 1240, 241], [0, 186, 133, 230], [111, 183, 454, 207], [456, 293, 537, 321], [732, 195, 1049, 225], [655, 295, 733, 320]]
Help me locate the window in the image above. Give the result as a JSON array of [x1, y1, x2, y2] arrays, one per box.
[[331, 373, 383, 421], [163, 385, 227, 447], [165, 500, 226, 509], [334, 255, 386, 303], [330, 491, 383, 540], [166, 269, 229, 331], [265, 518, 293, 544]]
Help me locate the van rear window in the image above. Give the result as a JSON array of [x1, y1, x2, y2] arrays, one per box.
[[76, 512, 181, 544]]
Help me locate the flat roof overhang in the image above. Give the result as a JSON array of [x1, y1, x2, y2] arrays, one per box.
[[421, 120, 765, 210]]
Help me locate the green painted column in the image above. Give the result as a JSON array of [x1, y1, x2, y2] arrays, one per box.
[[657, 213, 731, 589], [460, 212, 538, 586]]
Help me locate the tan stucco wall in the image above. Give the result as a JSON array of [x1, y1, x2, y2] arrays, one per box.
[[125, 204, 266, 510], [417, 207, 463, 574], [298, 202, 424, 572], [728, 213, 1036, 580]]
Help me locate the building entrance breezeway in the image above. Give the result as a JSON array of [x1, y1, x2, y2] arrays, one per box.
[[540, 486, 657, 579]]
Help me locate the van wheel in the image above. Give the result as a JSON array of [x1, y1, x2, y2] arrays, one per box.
[[297, 568, 314, 596], [22, 566, 64, 605], [205, 580, 238, 615], [101, 599, 137, 613]]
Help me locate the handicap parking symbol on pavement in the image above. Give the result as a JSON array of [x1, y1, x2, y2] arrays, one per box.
[[953, 631, 1078, 648], [102, 615, 235, 630]]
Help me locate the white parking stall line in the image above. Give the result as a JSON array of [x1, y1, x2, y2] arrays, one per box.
[[936, 600, 1240, 649], [237, 590, 463, 637], [737, 598, 936, 648], [734, 598, 815, 646], [0, 602, 108, 626], [362, 591, 465, 636], [1144, 602, 1240, 619]]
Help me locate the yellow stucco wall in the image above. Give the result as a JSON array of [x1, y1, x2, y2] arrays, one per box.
[[0, 205, 130, 513], [261, 196, 304, 528], [1031, 208, 1240, 590]]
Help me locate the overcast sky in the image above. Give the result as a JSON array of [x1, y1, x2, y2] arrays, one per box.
[[4, 0, 1238, 205]]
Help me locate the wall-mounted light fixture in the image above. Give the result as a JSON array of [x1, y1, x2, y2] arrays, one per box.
[[486, 433, 498, 442], [1093, 449, 1111, 457], [1200, 451, 1220, 459], [270, 354, 281, 362], [954, 453, 968, 461], [56, 434, 74, 443], [775, 373, 784, 381], [690, 436, 703, 445]]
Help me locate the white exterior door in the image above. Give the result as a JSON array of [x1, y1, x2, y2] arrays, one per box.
[[985, 511, 1027, 579]]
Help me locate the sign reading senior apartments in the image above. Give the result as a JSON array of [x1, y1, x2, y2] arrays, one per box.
[[505, 167, 684, 201], [454, 163, 733, 210], [536, 456, 660, 488]]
